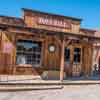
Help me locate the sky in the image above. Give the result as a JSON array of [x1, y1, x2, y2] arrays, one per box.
[[0, 0, 100, 29]]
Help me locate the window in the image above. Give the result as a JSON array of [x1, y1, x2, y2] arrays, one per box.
[[64, 48, 70, 62], [16, 40, 42, 67], [73, 48, 81, 63]]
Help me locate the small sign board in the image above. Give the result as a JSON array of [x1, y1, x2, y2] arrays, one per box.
[[3, 42, 13, 53]]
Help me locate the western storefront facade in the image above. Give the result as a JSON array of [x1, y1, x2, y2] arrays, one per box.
[[0, 8, 99, 80]]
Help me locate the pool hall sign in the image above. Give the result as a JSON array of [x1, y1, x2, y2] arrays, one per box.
[[37, 16, 71, 29]]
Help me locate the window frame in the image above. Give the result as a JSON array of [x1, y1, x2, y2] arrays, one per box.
[[73, 48, 81, 64], [16, 39, 43, 67]]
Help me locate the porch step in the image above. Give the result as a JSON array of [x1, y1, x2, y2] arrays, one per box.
[[0, 84, 62, 91]]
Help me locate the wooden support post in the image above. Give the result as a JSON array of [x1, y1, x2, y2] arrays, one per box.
[[60, 39, 65, 81], [60, 39, 72, 81]]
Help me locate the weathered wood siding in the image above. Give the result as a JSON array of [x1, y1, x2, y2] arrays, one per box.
[[0, 30, 93, 77], [82, 42, 93, 76], [0, 31, 15, 74], [43, 35, 61, 70]]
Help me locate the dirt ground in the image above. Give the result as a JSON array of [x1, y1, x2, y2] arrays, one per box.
[[0, 85, 100, 100]]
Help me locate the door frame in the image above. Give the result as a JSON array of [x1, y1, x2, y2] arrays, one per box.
[[64, 43, 83, 77]]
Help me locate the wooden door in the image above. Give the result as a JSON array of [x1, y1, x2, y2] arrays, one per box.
[[72, 45, 82, 77], [64, 44, 82, 77]]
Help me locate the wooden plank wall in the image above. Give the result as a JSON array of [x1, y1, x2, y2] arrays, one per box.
[[0, 30, 93, 77], [43, 35, 61, 70], [0, 30, 3, 74], [82, 42, 93, 77], [0, 31, 15, 74]]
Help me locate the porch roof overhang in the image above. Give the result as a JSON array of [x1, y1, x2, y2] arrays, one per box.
[[0, 23, 100, 41]]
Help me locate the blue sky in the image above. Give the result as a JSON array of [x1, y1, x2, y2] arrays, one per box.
[[0, 0, 100, 29]]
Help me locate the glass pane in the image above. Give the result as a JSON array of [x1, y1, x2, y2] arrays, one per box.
[[16, 55, 26, 64], [64, 48, 70, 62], [74, 48, 81, 63]]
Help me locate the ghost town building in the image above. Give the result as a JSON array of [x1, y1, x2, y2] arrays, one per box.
[[0, 8, 99, 80]]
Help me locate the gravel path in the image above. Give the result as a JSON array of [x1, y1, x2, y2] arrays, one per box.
[[0, 85, 100, 100]]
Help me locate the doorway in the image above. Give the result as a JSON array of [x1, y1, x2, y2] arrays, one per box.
[[64, 44, 82, 78]]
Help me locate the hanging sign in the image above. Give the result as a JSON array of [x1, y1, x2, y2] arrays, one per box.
[[3, 42, 13, 53]]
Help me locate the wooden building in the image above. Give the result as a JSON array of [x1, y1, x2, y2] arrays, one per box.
[[0, 8, 99, 80]]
